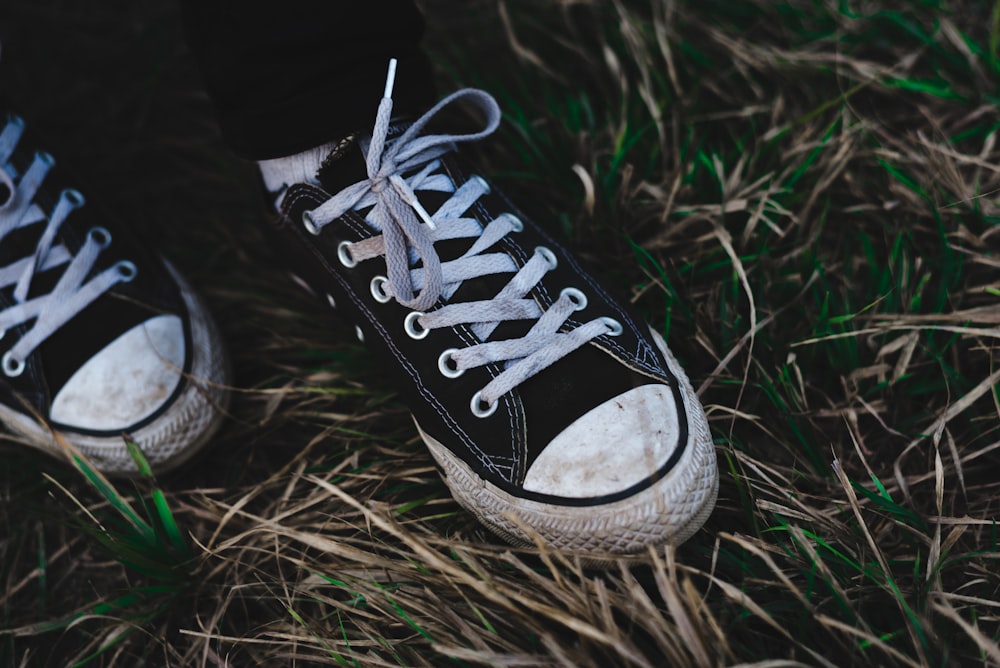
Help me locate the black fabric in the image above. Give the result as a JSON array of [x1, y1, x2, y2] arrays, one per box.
[[271, 147, 690, 505], [178, 1, 437, 160], [0, 112, 192, 432]]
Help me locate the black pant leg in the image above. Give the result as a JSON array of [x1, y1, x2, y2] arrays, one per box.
[[179, 1, 436, 159]]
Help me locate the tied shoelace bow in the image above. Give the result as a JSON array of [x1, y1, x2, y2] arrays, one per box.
[[0, 115, 135, 377], [303, 60, 621, 415]]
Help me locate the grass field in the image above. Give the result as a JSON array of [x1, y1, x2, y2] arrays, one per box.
[[1, 0, 999, 665]]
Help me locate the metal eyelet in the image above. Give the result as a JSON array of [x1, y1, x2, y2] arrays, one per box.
[[438, 349, 464, 378], [87, 226, 112, 249], [302, 210, 322, 236], [115, 260, 138, 282], [470, 391, 498, 418], [326, 293, 337, 309], [560, 287, 587, 311], [506, 213, 524, 233], [471, 174, 491, 194], [404, 311, 428, 340], [2, 351, 25, 377], [354, 325, 365, 343], [599, 317, 623, 336], [65, 188, 85, 208], [370, 276, 391, 304], [535, 246, 558, 270], [337, 241, 358, 268]]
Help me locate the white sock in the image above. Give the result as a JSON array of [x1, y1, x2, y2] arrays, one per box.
[[257, 142, 336, 208]]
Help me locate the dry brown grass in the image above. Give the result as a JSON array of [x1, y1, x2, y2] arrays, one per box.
[[1, 0, 999, 665]]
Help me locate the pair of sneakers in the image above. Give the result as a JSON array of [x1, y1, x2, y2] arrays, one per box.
[[1, 62, 717, 558]]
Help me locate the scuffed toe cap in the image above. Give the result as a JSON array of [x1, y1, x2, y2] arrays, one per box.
[[522, 384, 681, 499], [50, 314, 185, 431]]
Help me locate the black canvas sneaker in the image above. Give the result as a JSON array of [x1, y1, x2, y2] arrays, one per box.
[[268, 61, 717, 557], [0, 111, 229, 476]]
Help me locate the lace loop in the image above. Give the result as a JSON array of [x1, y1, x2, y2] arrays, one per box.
[[305, 79, 501, 311]]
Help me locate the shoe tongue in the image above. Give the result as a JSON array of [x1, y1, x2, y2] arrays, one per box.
[[315, 117, 414, 195]]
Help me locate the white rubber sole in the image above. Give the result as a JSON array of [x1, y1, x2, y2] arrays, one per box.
[[0, 264, 230, 477], [418, 326, 717, 560]]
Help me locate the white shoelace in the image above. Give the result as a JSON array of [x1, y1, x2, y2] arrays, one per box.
[[0, 115, 135, 377], [304, 60, 620, 415]]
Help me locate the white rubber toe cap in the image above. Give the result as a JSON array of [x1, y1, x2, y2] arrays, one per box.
[[522, 384, 680, 498], [50, 314, 185, 431]]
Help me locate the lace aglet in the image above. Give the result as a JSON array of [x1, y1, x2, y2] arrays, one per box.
[[383, 58, 398, 100], [388, 174, 437, 230], [411, 197, 437, 230]]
